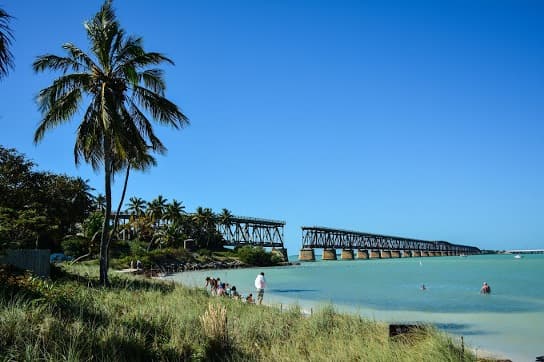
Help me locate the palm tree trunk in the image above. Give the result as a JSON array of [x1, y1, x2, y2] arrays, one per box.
[[99, 149, 113, 286], [108, 165, 130, 245]]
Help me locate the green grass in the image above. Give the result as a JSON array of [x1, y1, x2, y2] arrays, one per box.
[[0, 263, 477, 361]]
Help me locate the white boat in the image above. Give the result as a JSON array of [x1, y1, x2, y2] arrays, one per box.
[[514, 254, 522, 259]]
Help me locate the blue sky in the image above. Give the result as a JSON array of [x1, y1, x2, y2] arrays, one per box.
[[1, 1, 543, 253]]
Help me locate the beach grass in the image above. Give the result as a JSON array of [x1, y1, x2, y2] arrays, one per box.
[[0, 263, 477, 361]]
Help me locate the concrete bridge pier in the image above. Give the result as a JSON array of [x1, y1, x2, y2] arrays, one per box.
[[322, 248, 337, 260], [299, 248, 315, 261], [402, 250, 412, 258], [370, 250, 381, 259], [341, 249, 354, 260], [413, 251, 421, 257], [380, 250, 392, 259], [391, 250, 401, 258], [357, 249, 369, 259], [421, 251, 429, 257]]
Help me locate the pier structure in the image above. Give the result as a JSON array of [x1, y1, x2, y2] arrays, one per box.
[[216, 216, 288, 260], [299, 226, 480, 261]]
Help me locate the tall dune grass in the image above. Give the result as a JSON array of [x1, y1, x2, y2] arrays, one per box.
[[0, 264, 476, 361]]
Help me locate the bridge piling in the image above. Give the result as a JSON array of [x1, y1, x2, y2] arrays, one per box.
[[322, 248, 337, 260], [299, 248, 315, 261], [357, 249, 369, 259], [341, 249, 354, 260]]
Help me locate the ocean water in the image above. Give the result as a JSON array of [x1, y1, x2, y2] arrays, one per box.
[[165, 254, 544, 362]]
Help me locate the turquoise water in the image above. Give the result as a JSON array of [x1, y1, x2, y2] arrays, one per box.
[[166, 254, 544, 361]]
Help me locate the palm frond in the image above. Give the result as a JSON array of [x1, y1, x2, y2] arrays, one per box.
[[132, 85, 188, 128], [35, 73, 92, 113], [138, 69, 166, 94], [34, 89, 82, 143], [62, 43, 99, 73], [0, 8, 14, 78], [128, 100, 167, 154]]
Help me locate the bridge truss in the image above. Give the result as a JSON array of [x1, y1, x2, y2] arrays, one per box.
[[217, 216, 286, 248], [301, 226, 480, 254]]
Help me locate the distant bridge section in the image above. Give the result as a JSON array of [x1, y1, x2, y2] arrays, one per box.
[[217, 216, 288, 260], [504, 249, 544, 254], [299, 226, 480, 261]]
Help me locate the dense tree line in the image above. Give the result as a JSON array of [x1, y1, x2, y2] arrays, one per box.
[[0, 146, 93, 251]]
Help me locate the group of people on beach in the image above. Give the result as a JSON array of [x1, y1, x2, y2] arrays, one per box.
[[204, 272, 267, 305]]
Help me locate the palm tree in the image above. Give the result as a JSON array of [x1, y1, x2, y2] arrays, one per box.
[[218, 208, 233, 226], [33, 1, 188, 285], [192, 206, 219, 249], [164, 199, 185, 225], [0, 7, 14, 79], [126, 196, 146, 217], [146, 195, 168, 227], [108, 150, 156, 247], [94, 193, 106, 212]]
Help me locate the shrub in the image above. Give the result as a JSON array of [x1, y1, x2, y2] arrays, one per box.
[[61, 236, 91, 258], [110, 240, 131, 259], [236, 246, 277, 266]]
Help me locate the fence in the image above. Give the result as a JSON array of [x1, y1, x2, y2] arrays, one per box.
[[0, 249, 50, 277]]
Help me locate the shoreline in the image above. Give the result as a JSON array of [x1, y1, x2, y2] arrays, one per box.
[[165, 270, 519, 362], [118, 260, 300, 278]]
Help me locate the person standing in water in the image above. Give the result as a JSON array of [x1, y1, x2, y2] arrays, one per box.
[[480, 281, 491, 294], [254, 272, 266, 305]]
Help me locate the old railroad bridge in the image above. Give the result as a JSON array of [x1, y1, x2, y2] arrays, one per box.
[[215, 219, 481, 261], [299, 226, 480, 261], [113, 212, 480, 261]]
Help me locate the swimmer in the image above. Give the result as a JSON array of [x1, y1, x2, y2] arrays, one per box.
[[480, 281, 491, 294]]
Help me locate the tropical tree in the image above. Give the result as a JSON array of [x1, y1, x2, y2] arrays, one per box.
[[192, 206, 222, 249], [164, 199, 185, 225], [0, 7, 14, 79], [93, 193, 106, 212], [146, 195, 168, 227], [218, 208, 233, 227], [127, 196, 146, 216], [33, 1, 188, 285], [0, 146, 93, 250], [109, 150, 156, 246]]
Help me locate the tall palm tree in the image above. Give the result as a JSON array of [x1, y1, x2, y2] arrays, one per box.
[[146, 195, 168, 227], [218, 208, 233, 226], [33, 1, 188, 285], [164, 199, 185, 225], [0, 7, 14, 79], [108, 149, 156, 247], [126, 196, 146, 217], [94, 193, 106, 212]]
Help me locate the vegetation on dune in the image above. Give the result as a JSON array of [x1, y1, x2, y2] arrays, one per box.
[[0, 264, 476, 361]]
